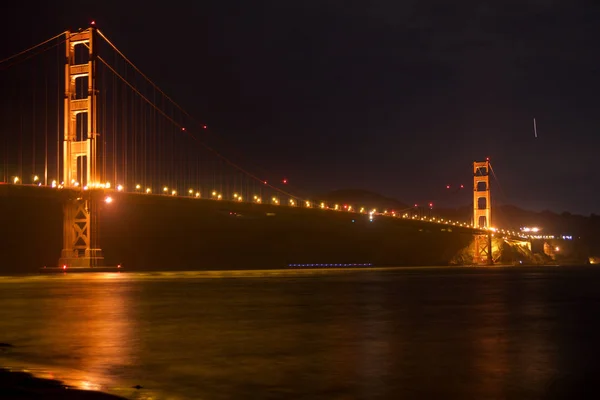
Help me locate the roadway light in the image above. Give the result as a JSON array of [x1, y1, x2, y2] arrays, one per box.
[[104, 196, 113, 204], [13, 176, 20, 184]]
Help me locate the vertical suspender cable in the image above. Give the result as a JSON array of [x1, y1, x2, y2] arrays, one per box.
[[44, 73, 48, 185], [32, 58, 36, 181]]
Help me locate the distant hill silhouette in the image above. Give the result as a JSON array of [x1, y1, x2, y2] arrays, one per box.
[[320, 189, 600, 256], [317, 189, 410, 212]]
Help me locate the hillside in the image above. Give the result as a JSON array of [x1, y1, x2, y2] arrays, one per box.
[[320, 189, 600, 256], [317, 189, 410, 212]]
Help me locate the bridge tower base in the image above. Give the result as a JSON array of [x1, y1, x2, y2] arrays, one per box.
[[474, 233, 493, 266], [58, 194, 104, 269]]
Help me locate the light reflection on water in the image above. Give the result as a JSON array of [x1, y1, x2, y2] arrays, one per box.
[[0, 267, 600, 399]]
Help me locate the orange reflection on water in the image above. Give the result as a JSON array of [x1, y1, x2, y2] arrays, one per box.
[[40, 273, 136, 393]]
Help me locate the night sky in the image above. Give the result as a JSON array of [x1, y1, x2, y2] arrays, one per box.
[[2, 0, 599, 215]]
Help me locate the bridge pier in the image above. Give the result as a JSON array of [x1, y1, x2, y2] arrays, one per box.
[[58, 192, 104, 268], [474, 232, 493, 265]]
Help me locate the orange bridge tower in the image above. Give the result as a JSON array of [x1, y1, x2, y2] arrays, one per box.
[[473, 160, 493, 265], [58, 26, 104, 268]]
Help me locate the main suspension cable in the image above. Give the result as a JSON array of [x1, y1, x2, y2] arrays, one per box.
[[0, 32, 67, 68]]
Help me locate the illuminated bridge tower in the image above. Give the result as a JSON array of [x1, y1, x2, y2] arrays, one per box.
[[473, 160, 493, 265], [58, 27, 104, 268]]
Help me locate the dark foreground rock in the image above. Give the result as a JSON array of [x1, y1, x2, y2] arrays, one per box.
[[0, 368, 126, 399]]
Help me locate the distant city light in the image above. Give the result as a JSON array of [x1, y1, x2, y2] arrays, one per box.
[[521, 227, 540, 233]]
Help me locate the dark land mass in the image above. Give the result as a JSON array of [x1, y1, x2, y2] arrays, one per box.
[[0, 185, 597, 274], [0, 185, 474, 273]]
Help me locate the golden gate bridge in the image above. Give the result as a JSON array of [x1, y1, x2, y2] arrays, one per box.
[[0, 24, 533, 270]]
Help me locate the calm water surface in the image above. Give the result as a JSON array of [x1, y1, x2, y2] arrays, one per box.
[[1, 266, 600, 399]]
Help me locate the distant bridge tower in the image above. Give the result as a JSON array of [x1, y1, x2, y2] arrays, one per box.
[[58, 26, 104, 268], [473, 160, 493, 265], [473, 160, 491, 228]]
